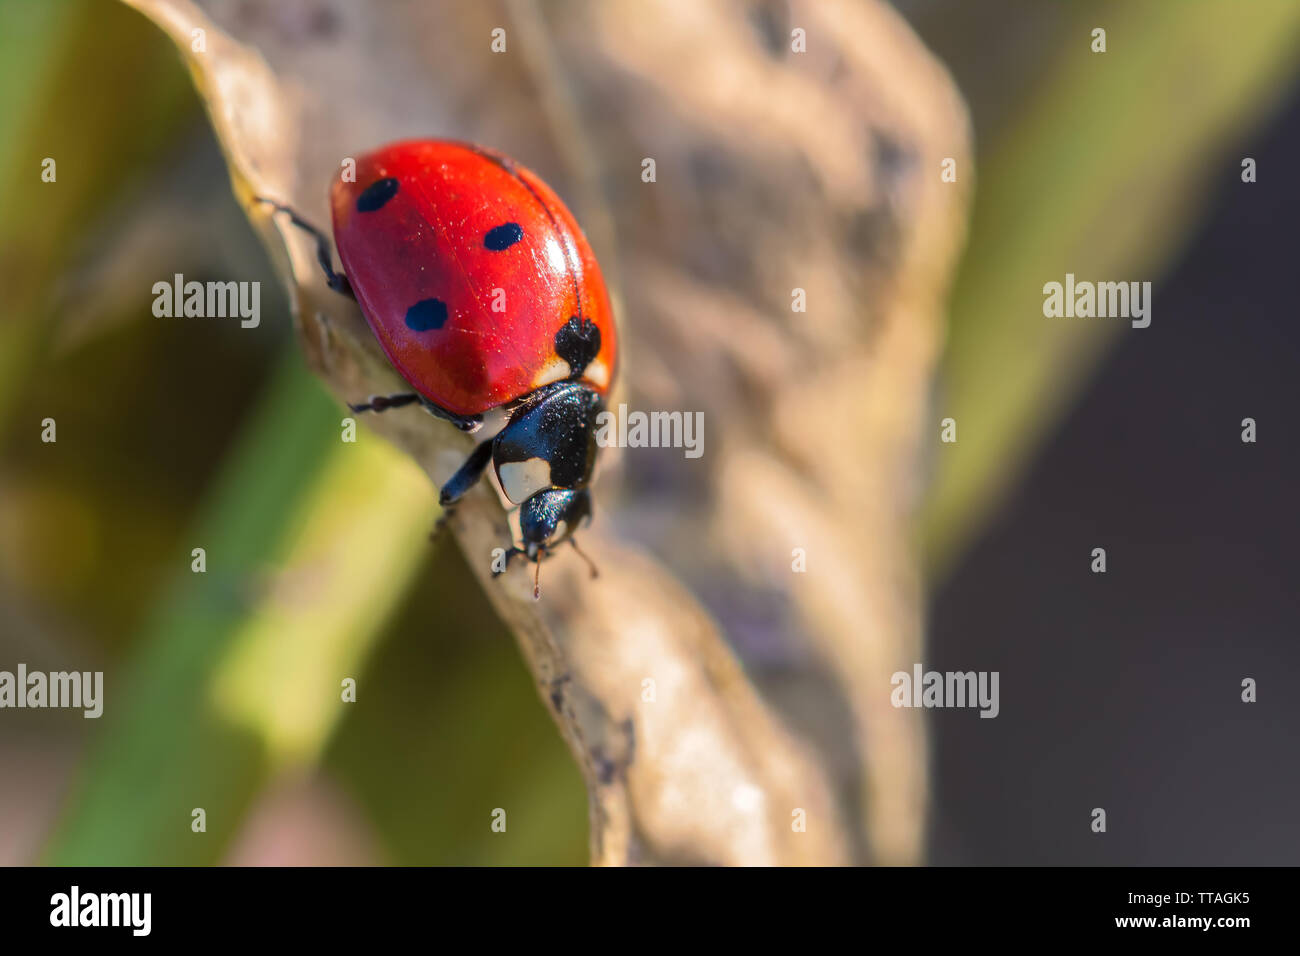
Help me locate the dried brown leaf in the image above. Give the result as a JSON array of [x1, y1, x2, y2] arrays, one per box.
[[124, 0, 969, 865]]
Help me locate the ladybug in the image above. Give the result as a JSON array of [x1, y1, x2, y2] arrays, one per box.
[[259, 140, 617, 597]]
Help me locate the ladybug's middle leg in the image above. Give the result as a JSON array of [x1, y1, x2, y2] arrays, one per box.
[[348, 393, 422, 414], [348, 394, 482, 433], [417, 397, 483, 433], [255, 198, 354, 298]]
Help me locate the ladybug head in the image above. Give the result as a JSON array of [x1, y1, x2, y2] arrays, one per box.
[[513, 488, 593, 598], [519, 488, 592, 558]]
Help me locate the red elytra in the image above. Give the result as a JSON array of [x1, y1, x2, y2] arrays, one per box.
[[330, 140, 617, 418]]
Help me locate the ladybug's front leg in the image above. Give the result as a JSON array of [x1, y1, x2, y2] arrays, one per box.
[[438, 440, 495, 509], [568, 537, 599, 580], [255, 198, 354, 298], [430, 440, 494, 540]]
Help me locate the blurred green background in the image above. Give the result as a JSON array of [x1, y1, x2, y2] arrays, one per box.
[[1, 0, 1297, 864], [0, 0, 586, 865]]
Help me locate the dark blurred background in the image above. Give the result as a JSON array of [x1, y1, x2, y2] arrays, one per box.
[[901, 0, 1300, 864], [926, 86, 1300, 865]]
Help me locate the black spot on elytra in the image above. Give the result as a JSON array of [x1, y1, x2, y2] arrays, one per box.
[[484, 222, 523, 250], [356, 177, 399, 212], [555, 316, 600, 377], [405, 298, 448, 332]]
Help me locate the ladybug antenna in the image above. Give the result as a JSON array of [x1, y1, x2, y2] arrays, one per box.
[[533, 556, 542, 601], [570, 538, 599, 579]]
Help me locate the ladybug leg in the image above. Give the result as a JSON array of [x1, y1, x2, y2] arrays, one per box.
[[490, 543, 560, 599], [349, 393, 481, 432], [415, 397, 483, 433], [431, 440, 493, 541], [255, 198, 354, 298], [438, 440, 495, 508], [492, 546, 548, 599], [348, 393, 422, 414]]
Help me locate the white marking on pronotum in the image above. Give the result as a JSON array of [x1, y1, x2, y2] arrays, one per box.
[[498, 458, 552, 504], [532, 357, 569, 389], [584, 357, 609, 389]]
